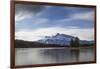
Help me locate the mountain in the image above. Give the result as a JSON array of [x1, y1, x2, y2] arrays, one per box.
[[38, 33, 94, 46]]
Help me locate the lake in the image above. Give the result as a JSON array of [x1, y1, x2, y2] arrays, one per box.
[[15, 47, 95, 66]]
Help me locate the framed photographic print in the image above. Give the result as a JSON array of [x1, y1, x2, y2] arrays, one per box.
[[10, 0, 96, 68]]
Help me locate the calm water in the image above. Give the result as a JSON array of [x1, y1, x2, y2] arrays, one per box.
[[15, 47, 94, 66]]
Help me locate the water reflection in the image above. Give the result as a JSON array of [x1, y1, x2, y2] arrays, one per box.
[[15, 47, 94, 66], [70, 49, 80, 62]]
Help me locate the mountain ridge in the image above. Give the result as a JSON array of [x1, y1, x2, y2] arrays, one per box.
[[38, 33, 94, 46]]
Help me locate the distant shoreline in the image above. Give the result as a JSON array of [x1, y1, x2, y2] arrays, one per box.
[[15, 46, 95, 48], [15, 40, 95, 48]]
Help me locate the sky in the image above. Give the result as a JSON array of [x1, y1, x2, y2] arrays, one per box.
[[15, 4, 95, 41]]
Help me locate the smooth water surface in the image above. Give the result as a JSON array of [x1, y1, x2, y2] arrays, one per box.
[[15, 47, 94, 66]]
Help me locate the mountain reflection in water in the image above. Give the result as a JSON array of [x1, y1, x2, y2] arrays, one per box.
[[15, 47, 94, 66]]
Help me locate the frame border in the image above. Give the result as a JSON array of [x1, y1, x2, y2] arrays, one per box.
[[10, 0, 96, 68]]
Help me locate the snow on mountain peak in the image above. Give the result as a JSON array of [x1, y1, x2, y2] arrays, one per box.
[[37, 33, 94, 46], [38, 33, 75, 45]]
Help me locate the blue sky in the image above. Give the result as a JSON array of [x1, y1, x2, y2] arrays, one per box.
[[15, 4, 95, 41]]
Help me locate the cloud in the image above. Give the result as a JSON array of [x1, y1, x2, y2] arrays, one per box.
[[15, 17, 49, 32], [71, 11, 94, 21], [54, 11, 94, 29], [15, 11, 33, 22], [15, 4, 45, 22], [15, 27, 94, 41], [32, 17, 49, 24], [58, 11, 94, 22]]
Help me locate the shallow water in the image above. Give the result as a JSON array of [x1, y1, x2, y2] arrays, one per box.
[[15, 47, 94, 66]]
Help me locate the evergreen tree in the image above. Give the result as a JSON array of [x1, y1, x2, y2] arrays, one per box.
[[70, 38, 74, 47], [74, 37, 80, 47], [70, 37, 80, 47]]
